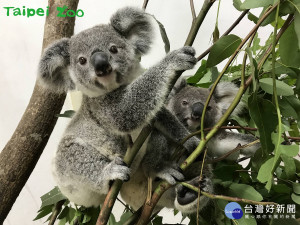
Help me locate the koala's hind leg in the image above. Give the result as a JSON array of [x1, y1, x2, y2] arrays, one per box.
[[53, 136, 131, 207]]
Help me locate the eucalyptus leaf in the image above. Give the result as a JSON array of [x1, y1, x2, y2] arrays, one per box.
[[33, 205, 53, 221], [259, 78, 294, 96], [152, 16, 170, 53], [248, 94, 277, 155], [295, 10, 300, 49], [281, 154, 296, 179], [41, 187, 66, 208], [228, 183, 263, 201], [257, 157, 274, 183], [240, 0, 274, 9], [291, 193, 300, 204], [279, 22, 300, 68], [207, 35, 242, 67], [293, 182, 300, 195]]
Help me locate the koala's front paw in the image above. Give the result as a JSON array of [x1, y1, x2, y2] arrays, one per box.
[[184, 136, 200, 153], [155, 164, 184, 185], [166, 46, 197, 71], [106, 157, 131, 182]]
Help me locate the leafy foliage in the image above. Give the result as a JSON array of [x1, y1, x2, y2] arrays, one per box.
[[35, 0, 300, 224]]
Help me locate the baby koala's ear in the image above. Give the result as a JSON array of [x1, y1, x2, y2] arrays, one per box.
[[110, 7, 153, 55], [38, 38, 75, 93]]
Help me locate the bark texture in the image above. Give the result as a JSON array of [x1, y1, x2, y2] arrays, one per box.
[[0, 0, 79, 223]]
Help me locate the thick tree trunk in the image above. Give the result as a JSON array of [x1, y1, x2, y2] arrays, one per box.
[[0, 0, 79, 223]]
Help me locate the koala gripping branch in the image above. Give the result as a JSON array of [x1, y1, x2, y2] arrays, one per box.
[[0, 0, 79, 223]]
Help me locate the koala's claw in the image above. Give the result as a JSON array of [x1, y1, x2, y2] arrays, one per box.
[[167, 46, 197, 71], [106, 157, 131, 182], [156, 167, 185, 185]]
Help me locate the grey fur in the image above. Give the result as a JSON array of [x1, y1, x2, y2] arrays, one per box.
[[139, 78, 261, 214], [38, 7, 197, 207]]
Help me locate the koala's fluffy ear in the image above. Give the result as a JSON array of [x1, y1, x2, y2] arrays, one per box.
[[213, 82, 243, 116], [38, 38, 74, 93], [110, 7, 153, 55]]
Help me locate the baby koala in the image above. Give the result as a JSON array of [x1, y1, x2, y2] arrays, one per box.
[[140, 78, 260, 214], [38, 7, 197, 207]]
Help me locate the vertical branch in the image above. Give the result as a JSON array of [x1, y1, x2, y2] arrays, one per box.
[[185, 0, 216, 46], [190, 0, 196, 21], [0, 0, 79, 223], [142, 0, 149, 10], [136, 3, 282, 225]]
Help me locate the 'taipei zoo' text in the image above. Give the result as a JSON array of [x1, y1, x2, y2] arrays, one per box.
[[3, 5, 84, 18]]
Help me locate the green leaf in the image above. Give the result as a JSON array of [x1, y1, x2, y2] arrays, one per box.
[[259, 78, 294, 96], [273, 184, 292, 194], [248, 12, 259, 24], [248, 94, 278, 155], [58, 217, 67, 225], [108, 213, 116, 225], [228, 183, 263, 201], [240, 0, 274, 9], [291, 193, 300, 204], [279, 22, 300, 68], [152, 216, 163, 225], [234, 211, 257, 225], [57, 110, 76, 118], [187, 60, 208, 84], [257, 157, 274, 183], [152, 16, 170, 54], [281, 154, 296, 179], [295, 10, 300, 49], [41, 187, 66, 208], [279, 98, 298, 119], [293, 182, 300, 194], [33, 205, 53, 221], [272, 218, 300, 225], [280, 144, 299, 157], [116, 211, 132, 225], [233, 0, 243, 11], [207, 34, 242, 67]]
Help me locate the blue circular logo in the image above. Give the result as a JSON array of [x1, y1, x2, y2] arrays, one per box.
[[225, 202, 243, 219]]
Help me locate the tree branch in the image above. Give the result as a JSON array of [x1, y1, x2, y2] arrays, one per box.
[[190, 0, 197, 21], [0, 1, 79, 223], [142, 0, 149, 10], [180, 183, 278, 206], [136, 4, 283, 225], [48, 200, 65, 225], [185, 0, 216, 46], [197, 9, 249, 61]]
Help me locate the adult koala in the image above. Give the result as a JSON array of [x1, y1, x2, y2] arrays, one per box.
[[139, 78, 260, 214], [38, 7, 198, 207]]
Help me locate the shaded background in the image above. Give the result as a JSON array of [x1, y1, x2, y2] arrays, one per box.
[[0, 0, 271, 224]]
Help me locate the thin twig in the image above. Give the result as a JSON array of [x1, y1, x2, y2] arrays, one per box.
[[185, 0, 216, 46], [181, 182, 278, 206], [117, 197, 134, 213], [142, 0, 149, 10], [136, 4, 283, 225], [190, 0, 197, 21], [48, 200, 65, 225], [197, 9, 249, 61], [196, 148, 207, 225]]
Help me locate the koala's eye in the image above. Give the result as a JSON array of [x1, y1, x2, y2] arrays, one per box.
[[207, 106, 212, 111], [79, 57, 87, 65], [182, 100, 188, 106], [109, 45, 118, 54]]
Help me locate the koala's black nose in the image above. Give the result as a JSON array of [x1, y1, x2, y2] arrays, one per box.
[[177, 185, 198, 205], [191, 102, 204, 119], [91, 52, 112, 77]]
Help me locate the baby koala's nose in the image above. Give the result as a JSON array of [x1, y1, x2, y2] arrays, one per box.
[[191, 102, 204, 119], [91, 52, 112, 76]]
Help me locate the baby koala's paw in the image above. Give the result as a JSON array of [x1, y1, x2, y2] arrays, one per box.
[[154, 163, 184, 185], [166, 46, 197, 71], [105, 157, 131, 182]]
